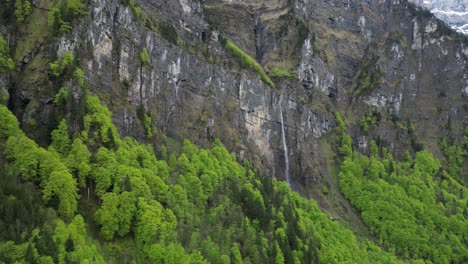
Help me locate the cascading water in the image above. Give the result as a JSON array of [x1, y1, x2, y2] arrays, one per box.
[[279, 97, 291, 187]]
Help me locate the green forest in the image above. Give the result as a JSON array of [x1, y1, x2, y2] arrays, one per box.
[[0, 92, 405, 263], [335, 114, 468, 263], [0, 87, 466, 263]]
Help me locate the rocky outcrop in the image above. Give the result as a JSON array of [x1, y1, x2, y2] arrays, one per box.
[[411, 0, 468, 34]]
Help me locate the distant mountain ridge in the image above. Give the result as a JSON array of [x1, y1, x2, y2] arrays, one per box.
[[412, 0, 468, 34]]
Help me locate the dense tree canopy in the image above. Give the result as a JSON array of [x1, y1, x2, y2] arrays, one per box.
[[335, 114, 468, 263], [0, 98, 406, 263], [0, 94, 465, 263]]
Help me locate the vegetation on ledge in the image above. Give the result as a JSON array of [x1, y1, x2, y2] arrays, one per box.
[[222, 38, 275, 88], [353, 55, 382, 96], [0, 35, 14, 72], [269, 67, 298, 79], [48, 0, 87, 34]]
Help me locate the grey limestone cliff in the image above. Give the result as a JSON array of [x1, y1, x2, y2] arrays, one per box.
[[2, 0, 467, 200]]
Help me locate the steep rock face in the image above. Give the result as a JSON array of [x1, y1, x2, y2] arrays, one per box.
[[295, 0, 467, 156], [3, 0, 467, 197], [48, 0, 336, 188], [411, 0, 468, 34]]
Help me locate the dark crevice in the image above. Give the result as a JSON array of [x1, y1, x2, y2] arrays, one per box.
[[253, 12, 263, 64]]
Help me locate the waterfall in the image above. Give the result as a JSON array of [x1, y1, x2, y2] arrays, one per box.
[[279, 98, 291, 187]]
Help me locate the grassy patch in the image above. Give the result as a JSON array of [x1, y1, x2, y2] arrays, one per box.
[[269, 66, 297, 78], [127, 0, 142, 19], [222, 38, 275, 88], [139, 48, 150, 65], [311, 33, 328, 63], [353, 54, 382, 96]]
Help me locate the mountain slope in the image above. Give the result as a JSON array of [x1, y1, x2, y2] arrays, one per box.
[[0, 96, 404, 263], [2, 0, 466, 194], [0, 0, 467, 263]]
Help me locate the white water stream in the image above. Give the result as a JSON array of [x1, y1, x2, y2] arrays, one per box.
[[279, 98, 291, 187]]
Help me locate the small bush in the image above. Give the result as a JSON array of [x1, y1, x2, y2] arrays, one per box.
[[54, 87, 71, 105], [48, 0, 86, 34], [144, 113, 152, 138], [406, 120, 415, 135], [50, 51, 75, 78], [360, 108, 380, 133], [137, 104, 152, 138], [335, 112, 353, 157], [360, 117, 369, 133], [127, 0, 141, 19], [74, 68, 85, 86], [0, 36, 14, 71], [139, 48, 150, 65], [353, 56, 382, 96], [14, 0, 32, 23], [321, 185, 329, 194], [223, 38, 275, 88], [0, 88, 9, 105]]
